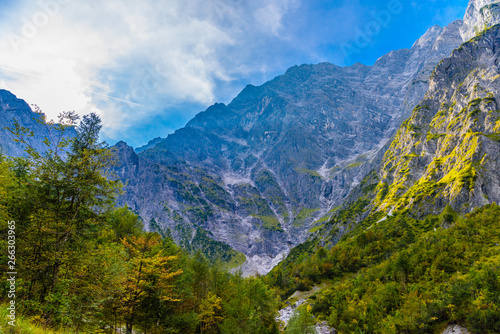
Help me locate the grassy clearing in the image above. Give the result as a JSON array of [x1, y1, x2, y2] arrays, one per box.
[[0, 306, 72, 334]]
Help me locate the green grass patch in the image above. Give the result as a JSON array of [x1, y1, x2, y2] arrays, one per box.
[[329, 166, 341, 174], [188, 228, 246, 266], [293, 208, 320, 227], [346, 161, 363, 169], [0, 306, 70, 333], [327, 206, 341, 214], [308, 224, 325, 233], [294, 167, 321, 177], [346, 154, 369, 170], [486, 133, 500, 141], [223, 251, 247, 270], [315, 214, 333, 225], [314, 207, 341, 226], [426, 132, 446, 141], [251, 214, 284, 232]]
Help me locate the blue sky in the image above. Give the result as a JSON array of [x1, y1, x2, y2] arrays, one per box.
[[0, 0, 469, 147]]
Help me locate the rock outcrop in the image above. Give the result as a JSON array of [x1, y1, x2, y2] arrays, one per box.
[[442, 324, 470, 334], [0, 89, 76, 157], [461, 0, 500, 41], [113, 20, 466, 274], [372, 24, 500, 216]]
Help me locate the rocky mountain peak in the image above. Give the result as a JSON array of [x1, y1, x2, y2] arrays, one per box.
[[461, 0, 500, 41], [0, 90, 76, 157], [0, 4, 486, 276], [109, 16, 471, 275], [412, 25, 446, 49], [371, 24, 500, 216]]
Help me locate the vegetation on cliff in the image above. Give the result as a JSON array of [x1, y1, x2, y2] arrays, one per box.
[[0, 113, 279, 334], [266, 204, 500, 333]]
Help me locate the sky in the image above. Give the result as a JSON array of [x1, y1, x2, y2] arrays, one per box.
[[0, 0, 469, 147]]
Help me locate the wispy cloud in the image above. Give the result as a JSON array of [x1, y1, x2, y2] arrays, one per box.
[[255, 0, 300, 36], [0, 0, 300, 146], [0, 0, 468, 146]]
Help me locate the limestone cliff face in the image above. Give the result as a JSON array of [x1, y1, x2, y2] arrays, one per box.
[[372, 25, 500, 217], [113, 20, 465, 274], [0, 90, 76, 157], [461, 0, 500, 41], [0, 6, 483, 275]]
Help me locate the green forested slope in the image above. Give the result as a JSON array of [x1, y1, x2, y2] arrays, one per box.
[[267, 204, 500, 333], [265, 25, 500, 334], [0, 113, 279, 334]]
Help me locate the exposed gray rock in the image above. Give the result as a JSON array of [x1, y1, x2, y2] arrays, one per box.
[[276, 298, 305, 327], [461, 0, 500, 41], [113, 19, 467, 275], [442, 324, 469, 334], [0, 89, 76, 157], [315, 321, 336, 334], [277, 294, 335, 333]]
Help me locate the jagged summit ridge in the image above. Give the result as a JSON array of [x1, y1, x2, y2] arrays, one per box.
[[0, 90, 76, 157], [112, 18, 467, 275]]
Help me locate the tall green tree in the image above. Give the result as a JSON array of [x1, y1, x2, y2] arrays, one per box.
[[119, 233, 182, 333], [5, 112, 122, 326]]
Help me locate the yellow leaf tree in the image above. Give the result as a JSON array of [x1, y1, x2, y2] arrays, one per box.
[[119, 233, 182, 333], [199, 292, 223, 333]]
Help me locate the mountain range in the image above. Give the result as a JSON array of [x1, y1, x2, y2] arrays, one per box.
[[1, 0, 499, 277], [313, 5, 500, 252]]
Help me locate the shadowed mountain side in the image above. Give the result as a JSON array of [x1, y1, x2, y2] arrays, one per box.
[[113, 20, 466, 275]]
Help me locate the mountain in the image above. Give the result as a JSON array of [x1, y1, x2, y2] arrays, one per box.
[[461, 0, 500, 41], [1, 1, 499, 332], [2, 0, 497, 277], [309, 3, 500, 244], [113, 20, 465, 274], [268, 21, 500, 334], [0, 89, 76, 157], [286, 0, 500, 274], [370, 24, 500, 217], [134, 136, 165, 153]]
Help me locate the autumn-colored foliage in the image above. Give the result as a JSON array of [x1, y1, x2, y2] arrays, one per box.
[[0, 113, 280, 333]]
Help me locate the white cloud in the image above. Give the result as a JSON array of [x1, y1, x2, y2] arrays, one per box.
[[255, 0, 299, 36], [256, 4, 286, 36], [0, 0, 300, 146]]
